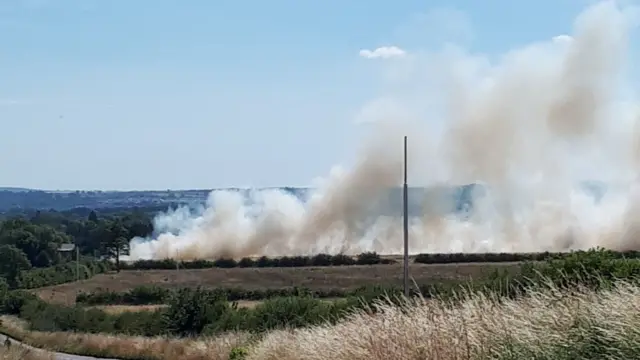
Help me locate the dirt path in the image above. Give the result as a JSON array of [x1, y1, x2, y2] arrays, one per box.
[[0, 333, 119, 360]]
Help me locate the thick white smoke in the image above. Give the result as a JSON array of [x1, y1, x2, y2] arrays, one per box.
[[128, 1, 640, 260]]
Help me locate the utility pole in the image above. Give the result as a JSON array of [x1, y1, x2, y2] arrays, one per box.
[[403, 135, 410, 297]]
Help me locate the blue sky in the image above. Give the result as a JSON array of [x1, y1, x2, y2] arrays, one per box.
[[0, 0, 611, 190]]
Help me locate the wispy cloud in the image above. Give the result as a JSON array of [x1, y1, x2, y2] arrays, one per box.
[[359, 46, 407, 59]]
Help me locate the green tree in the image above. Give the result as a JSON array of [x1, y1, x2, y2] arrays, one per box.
[[0, 245, 32, 287], [88, 210, 98, 222], [0, 221, 67, 267], [99, 220, 130, 272]]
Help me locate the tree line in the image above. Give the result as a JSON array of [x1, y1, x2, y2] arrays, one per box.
[[121, 248, 640, 270], [0, 209, 154, 288]]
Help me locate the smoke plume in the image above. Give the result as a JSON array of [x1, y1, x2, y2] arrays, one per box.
[[128, 1, 640, 260]]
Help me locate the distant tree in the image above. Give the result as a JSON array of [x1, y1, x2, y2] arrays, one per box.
[[121, 214, 153, 239], [0, 225, 66, 267], [0, 245, 32, 287], [99, 220, 130, 272], [34, 250, 53, 268], [88, 210, 98, 223]]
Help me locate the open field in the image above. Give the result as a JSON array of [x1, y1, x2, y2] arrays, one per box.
[[33, 262, 521, 305]]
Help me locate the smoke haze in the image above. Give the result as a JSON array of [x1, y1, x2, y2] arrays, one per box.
[[128, 1, 640, 260]]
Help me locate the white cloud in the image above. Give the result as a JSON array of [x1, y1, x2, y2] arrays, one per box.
[[359, 46, 407, 59], [552, 34, 573, 44]]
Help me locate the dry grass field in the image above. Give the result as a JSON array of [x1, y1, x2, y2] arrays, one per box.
[[33, 262, 521, 305]]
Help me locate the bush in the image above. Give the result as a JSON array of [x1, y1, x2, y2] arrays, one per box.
[[76, 285, 348, 306], [117, 252, 396, 270], [14, 259, 111, 289], [213, 258, 238, 268], [163, 287, 231, 336], [356, 252, 382, 265], [411, 249, 640, 265], [330, 254, 356, 266], [310, 253, 333, 266], [237, 257, 255, 268]]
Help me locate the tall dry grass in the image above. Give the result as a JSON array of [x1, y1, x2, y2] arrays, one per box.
[[4, 281, 640, 359], [247, 282, 640, 360]]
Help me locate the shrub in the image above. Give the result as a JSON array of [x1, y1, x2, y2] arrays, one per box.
[[163, 287, 231, 336], [310, 253, 333, 266], [237, 257, 255, 268], [356, 252, 382, 265], [13, 259, 110, 289], [330, 254, 356, 266], [255, 256, 276, 268], [229, 347, 248, 360]]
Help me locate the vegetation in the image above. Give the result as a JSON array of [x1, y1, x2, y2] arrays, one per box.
[[121, 251, 393, 270], [76, 285, 350, 305], [0, 248, 640, 359], [34, 261, 519, 305], [119, 249, 640, 270], [2, 248, 638, 337], [0, 210, 153, 288], [412, 249, 640, 263]]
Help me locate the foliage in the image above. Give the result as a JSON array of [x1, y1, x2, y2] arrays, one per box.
[[16, 259, 111, 289], [412, 249, 640, 264], [121, 252, 386, 270], [5, 247, 640, 342], [0, 210, 153, 289], [229, 347, 248, 360], [163, 287, 232, 336], [0, 245, 32, 287], [77, 285, 375, 306], [117, 249, 640, 271]]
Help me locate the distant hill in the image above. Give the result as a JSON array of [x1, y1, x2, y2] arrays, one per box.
[[0, 187, 33, 192], [0, 183, 606, 216]]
